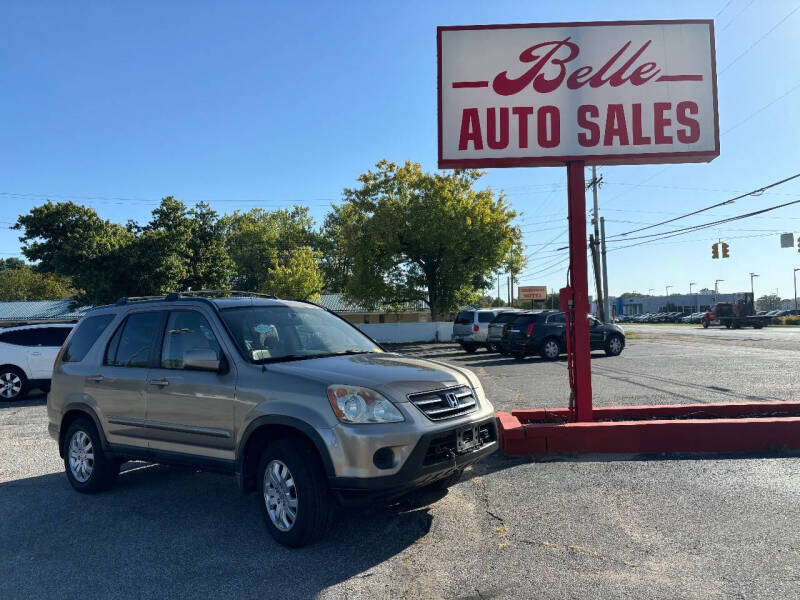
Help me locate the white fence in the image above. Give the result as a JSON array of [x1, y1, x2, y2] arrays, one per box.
[[355, 322, 454, 343]]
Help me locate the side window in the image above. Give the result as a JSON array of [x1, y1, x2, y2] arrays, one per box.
[[160, 311, 221, 369], [41, 327, 73, 347], [478, 312, 494, 323], [106, 312, 163, 368], [547, 313, 566, 325], [62, 315, 115, 363], [0, 330, 34, 346]]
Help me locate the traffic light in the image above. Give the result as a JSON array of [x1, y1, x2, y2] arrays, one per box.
[[711, 243, 719, 259], [721, 242, 730, 258]]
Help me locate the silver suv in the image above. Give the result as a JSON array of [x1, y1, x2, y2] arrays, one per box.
[[47, 292, 497, 547], [452, 308, 503, 353]]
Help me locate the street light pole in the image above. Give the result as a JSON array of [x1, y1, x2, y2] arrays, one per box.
[[715, 279, 724, 303], [665, 285, 671, 311], [750, 273, 759, 299], [690, 282, 697, 312], [794, 268, 799, 310]]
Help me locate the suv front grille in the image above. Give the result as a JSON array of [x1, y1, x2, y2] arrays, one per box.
[[408, 386, 478, 421]]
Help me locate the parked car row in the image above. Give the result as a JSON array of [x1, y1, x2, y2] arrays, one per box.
[[616, 312, 691, 323], [455, 309, 626, 360]]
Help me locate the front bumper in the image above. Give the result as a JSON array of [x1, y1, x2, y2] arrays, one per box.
[[329, 416, 498, 505]]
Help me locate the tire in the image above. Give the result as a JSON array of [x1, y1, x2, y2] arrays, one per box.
[[702, 320, 709, 329], [499, 347, 510, 357], [605, 334, 624, 356], [462, 343, 478, 354], [725, 321, 732, 329], [63, 417, 119, 493], [257, 439, 332, 548], [513, 350, 526, 360], [540, 338, 561, 361], [428, 468, 464, 491], [0, 366, 29, 401], [753, 323, 764, 329]]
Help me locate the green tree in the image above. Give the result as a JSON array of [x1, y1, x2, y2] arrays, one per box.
[[756, 294, 782, 311], [14, 201, 135, 304], [267, 247, 324, 301], [0, 262, 74, 301], [184, 202, 235, 291], [222, 206, 317, 293], [332, 160, 525, 320]]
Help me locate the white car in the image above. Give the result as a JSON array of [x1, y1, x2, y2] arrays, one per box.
[[0, 323, 73, 400]]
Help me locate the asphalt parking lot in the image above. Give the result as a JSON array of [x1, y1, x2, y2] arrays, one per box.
[[2, 325, 799, 599]]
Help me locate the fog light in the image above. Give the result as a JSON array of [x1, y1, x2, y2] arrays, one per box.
[[373, 447, 395, 470]]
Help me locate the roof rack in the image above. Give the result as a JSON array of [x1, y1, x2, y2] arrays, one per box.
[[114, 290, 277, 306], [175, 289, 278, 299]]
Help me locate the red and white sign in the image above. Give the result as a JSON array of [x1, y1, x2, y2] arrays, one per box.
[[519, 285, 547, 300], [438, 20, 719, 168]]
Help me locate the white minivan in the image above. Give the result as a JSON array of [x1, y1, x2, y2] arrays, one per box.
[[452, 308, 503, 353], [0, 323, 74, 400]]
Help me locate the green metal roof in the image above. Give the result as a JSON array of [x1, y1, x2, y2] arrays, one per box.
[[317, 293, 428, 313], [0, 300, 89, 322]]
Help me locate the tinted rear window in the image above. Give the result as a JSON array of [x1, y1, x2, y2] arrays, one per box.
[[0, 329, 37, 346], [62, 315, 115, 363], [493, 313, 518, 324], [478, 312, 495, 323], [455, 311, 474, 324]]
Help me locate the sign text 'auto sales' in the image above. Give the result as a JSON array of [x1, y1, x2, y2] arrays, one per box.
[[438, 20, 719, 168]]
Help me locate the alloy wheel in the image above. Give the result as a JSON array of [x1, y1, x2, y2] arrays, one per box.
[[544, 340, 559, 359], [263, 459, 298, 532], [609, 337, 622, 355], [68, 430, 95, 483], [0, 371, 22, 399]]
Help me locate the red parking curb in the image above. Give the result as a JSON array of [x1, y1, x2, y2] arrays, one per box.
[[496, 403, 800, 456]]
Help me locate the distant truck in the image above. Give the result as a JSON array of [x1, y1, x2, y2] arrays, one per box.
[[701, 293, 771, 329]]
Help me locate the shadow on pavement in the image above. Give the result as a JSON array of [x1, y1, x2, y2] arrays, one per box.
[[0, 461, 444, 599], [0, 391, 47, 408]]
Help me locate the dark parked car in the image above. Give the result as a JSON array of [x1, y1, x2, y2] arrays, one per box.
[[486, 310, 522, 353], [500, 311, 626, 360]]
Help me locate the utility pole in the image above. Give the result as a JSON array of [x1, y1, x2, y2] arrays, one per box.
[[510, 272, 514, 307], [588, 166, 605, 321], [749, 273, 759, 299], [690, 282, 697, 311], [794, 268, 799, 310], [497, 272, 500, 304], [600, 216, 609, 322], [715, 279, 724, 302]]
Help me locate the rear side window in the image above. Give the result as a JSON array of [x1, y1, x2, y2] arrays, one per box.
[[492, 312, 517, 324], [105, 312, 163, 368], [478, 312, 495, 323], [39, 327, 73, 346], [547, 313, 566, 324], [62, 315, 115, 363], [455, 311, 474, 324], [0, 329, 37, 346]]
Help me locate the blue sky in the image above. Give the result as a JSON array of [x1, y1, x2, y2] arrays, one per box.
[[1, 1, 799, 301]]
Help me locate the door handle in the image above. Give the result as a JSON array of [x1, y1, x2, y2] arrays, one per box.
[[148, 379, 169, 387], [31, 352, 41, 356], [87, 375, 104, 382]]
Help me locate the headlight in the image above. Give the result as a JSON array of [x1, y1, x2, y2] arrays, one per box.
[[327, 385, 404, 424]]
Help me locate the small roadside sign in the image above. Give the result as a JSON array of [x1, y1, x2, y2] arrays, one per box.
[[519, 285, 547, 300]]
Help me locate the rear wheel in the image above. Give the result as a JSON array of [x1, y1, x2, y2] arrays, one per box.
[[605, 334, 624, 356], [702, 320, 709, 329], [540, 338, 561, 361], [257, 439, 331, 547], [63, 417, 119, 493], [462, 343, 478, 354], [0, 367, 28, 401]]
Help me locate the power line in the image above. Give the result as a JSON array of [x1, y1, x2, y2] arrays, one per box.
[[606, 197, 800, 245], [719, 0, 757, 32], [722, 79, 800, 135], [719, 3, 800, 74], [609, 172, 800, 238]]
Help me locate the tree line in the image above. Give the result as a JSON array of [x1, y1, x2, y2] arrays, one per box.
[[4, 161, 525, 320]]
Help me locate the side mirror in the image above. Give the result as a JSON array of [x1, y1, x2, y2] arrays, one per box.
[[183, 348, 224, 373]]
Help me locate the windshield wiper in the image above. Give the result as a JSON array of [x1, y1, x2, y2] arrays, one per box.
[[254, 350, 372, 365]]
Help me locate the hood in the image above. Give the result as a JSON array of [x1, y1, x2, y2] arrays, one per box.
[[265, 352, 473, 401]]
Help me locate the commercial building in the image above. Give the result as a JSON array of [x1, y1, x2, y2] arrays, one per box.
[[610, 292, 749, 316]]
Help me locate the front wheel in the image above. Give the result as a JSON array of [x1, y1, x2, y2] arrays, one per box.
[[702, 320, 709, 329], [257, 439, 331, 548], [605, 334, 624, 356], [462, 343, 478, 354]]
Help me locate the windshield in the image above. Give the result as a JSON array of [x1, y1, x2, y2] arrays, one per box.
[[220, 306, 381, 363]]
